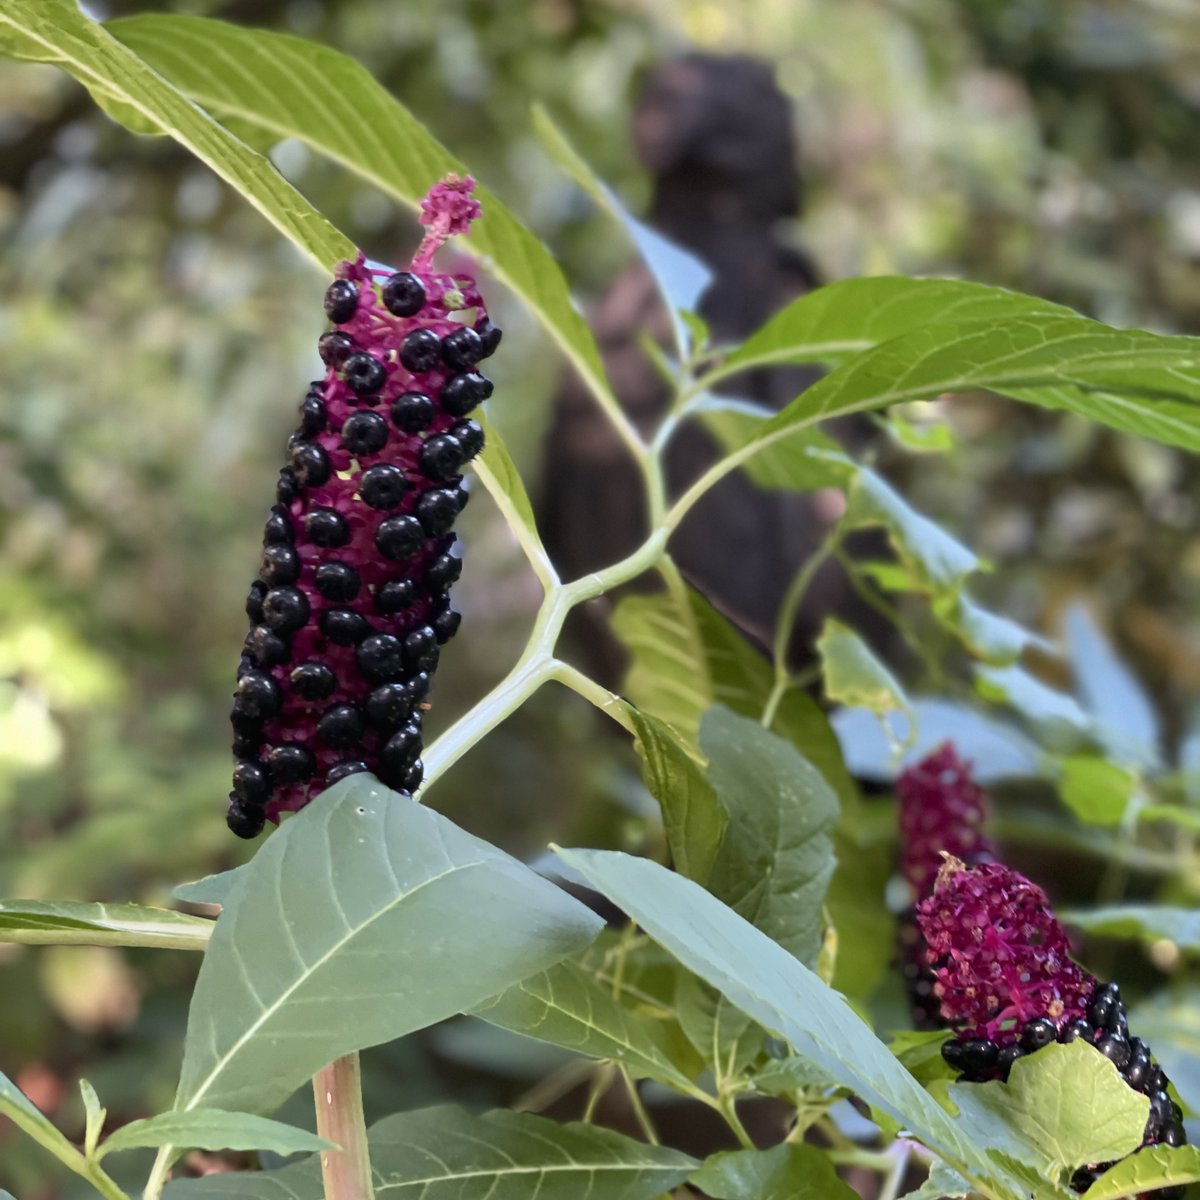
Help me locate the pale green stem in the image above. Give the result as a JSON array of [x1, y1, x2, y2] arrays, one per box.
[[313, 1053, 374, 1200], [619, 1066, 660, 1146], [142, 1147, 175, 1200], [718, 1093, 755, 1151], [549, 661, 632, 731]]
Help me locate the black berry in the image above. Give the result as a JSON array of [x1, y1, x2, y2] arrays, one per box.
[[453, 419, 485, 460], [262, 586, 310, 634], [306, 507, 350, 548], [440, 371, 492, 417], [314, 561, 361, 602], [276, 468, 301, 504], [234, 671, 281, 721], [390, 392, 435, 432], [324, 279, 358, 323], [399, 328, 441, 373], [418, 434, 464, 480], [343, 351, 388, 396], [1020, 1018, 1058, 1052], [356, 633, 405, 681], [317, 704, 366, 749], [342, 410, 389, 456], [403, 625, 439, 672], [267, 743, 316, 783], [366, 682, 414, 727], [260, 544, 300, 587], [232, 760, 270, 804], [1095, 1035, 1131, 1070], [326, 760, 370, 786], [299, 391, 327, 436], [320, 608, 371, 646], [375, 514, 424, 560], [246, 580, 267, 623], [291, 441, 331, 488], [1059, 1019, 1091, 1044], [227, 796, 265, 839], [380, 724, 422, 781], [426, 549, 463, 588], [382, 271, 425, 317], [246, 624, 289, 668], [375, 578, 416, 613], [441, 326, 483, 370], [416, 487, 463, 535], [263, 505, 294, 544], [290, 661, 336, 701], [318, 330, 355, 366], [360, 464, 407, 509], [433, 607, 461, 644], [476, 318, 502, 358], [401, 760, 424, 791]]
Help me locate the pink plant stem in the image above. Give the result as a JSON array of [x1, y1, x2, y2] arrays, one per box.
[[313, 1053, 374, 1200]]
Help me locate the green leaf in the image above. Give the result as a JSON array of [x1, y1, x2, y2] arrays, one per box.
[[939, 594, 1054, 665], [1064, 605, 1162, 770], [0, 899, 212, 950], [845, 463, 979, 595], [531, 104, 710, 362], [173, 868, 244, 908], [1058, 755, 1135, 827], [1084, 1146, 1200, 1200], [698, 399, 850, 492], [99, 1109, 330, 1159], [975, 664, 1092, 746], [174, 777, 602, 1114], [718, 315, 1200, 504], [817, 619, 911, 718], [903, 1160, 975, 1199], [80, 1079, 105, 1159], [107, 14, 614, 418], [472, 412, 556, 588], [0, 1, 351, 271], [1063, 905, 1200, 951], [1, 1068, 84, 1169], [887, 1030, 957, 1088], [673, 972, 761, 1078], [750, 1056, 839, 1096], [691, 1143, 859, 1199], [472, 956, 699, 1092], [724, 276, 1077, 374], [164, 1105, 698, 1199], [700, 707, 839, 969], [943, 1042, 1148, 1179], [626, 704, 727, 885], [554, 848, 1057, 1198]]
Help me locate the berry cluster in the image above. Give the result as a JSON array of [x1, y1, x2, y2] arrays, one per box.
[[896, 744, 997, 1028], [228, 177, 498, 838], [918, 859, 1186, 1198]]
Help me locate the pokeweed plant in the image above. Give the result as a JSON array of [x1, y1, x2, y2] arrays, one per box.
[[3, 5, 1200, 1200]]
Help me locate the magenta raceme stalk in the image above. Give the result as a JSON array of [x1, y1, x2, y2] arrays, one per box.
[[918, 858, 1187, 1198], [896, 743, 997, 1028], [227, 176, 498, 839]]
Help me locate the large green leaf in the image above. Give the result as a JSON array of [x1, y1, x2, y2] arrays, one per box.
[[0, 1, 350, 270], [174, 777, 602, 1114], [626, 704, 726, 884], [555, 848, 1073, 1200], [700, 708, 838, 969], [107, 13, 613, 413], [722, 277, 1077, 375], [701, 317, 1200, 511], [817, 619, 912, 718], [0, 899, 211, 950], [164, 1105, 698, 1200], [1057, 756, 1134, 828], [691, 1143, 859, 1199], [1063, 905, 1200, 951], [98, 1109, 330, 1159], [472, 956, 698, 1092]]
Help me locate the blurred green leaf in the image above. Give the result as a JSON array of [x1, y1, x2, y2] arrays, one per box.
[[106, 13, 615, 417], [903, 1160, 974, 1199], [99, 1109, 330, 1159], [724, 277, 1076, 374], [750, 1055, 838, 1096], [939, 595, 1055, 665], [0, 1, 351, 270], [1063, 905, 1200, 951], [174, 777, 602, 1114], [1057, 755, 1134, 827], [887, 1030, 957, 1088], [165, 1105, 698, 1199], [817, 619, 911, 719], [0, 899, 212, 950], [531, 103, 710, 361], [691, 1143, 858, 1199], [1064, 605, 1162, 770], [472, 956, 699, 1091], [975, 665, 1091, 745], [626, 704, 727, 884]]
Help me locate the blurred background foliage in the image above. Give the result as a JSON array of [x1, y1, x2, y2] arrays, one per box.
[[2, 0, 1200, 1194]]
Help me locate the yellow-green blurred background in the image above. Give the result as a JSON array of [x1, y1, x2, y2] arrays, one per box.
[[2, 0, 1200, 1194]]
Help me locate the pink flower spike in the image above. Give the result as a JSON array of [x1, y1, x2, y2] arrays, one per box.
[[413, 174, 483, 270]]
